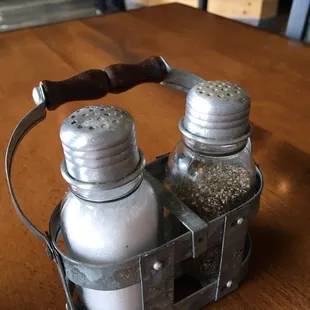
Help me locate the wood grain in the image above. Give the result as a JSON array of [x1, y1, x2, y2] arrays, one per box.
[[0, 3, 310, 309]]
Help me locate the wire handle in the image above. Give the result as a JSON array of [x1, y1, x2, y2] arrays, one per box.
[[38, 56, 168, 110]]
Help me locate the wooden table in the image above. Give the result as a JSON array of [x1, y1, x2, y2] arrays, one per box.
[[1, 3, 310, 309]]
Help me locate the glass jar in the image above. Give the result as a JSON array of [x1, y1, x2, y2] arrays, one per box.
[[59, 105, 162, 310], [164, 80, 256, 283], [165, 138, 255, 220], [165, 137, 255, 282]]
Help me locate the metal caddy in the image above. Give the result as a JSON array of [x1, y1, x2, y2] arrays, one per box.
[[5, 56, 263, 310]]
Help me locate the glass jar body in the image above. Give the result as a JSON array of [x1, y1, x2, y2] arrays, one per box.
[[60, 177, 160, 310], [165, 138, 255, 220], [165, 138, 256, 282]]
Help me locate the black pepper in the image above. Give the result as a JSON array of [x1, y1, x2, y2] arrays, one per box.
[[176, 160, 252, 283]]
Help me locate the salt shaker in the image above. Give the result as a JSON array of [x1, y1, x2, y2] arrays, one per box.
[[60, 105, 160, 310], [165, 81, 256, 282]]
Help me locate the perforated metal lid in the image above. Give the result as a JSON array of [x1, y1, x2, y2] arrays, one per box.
[[180, 81, 251, 144], [60, 105, 141, 184]]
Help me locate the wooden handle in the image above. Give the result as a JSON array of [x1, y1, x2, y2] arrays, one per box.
[[41, 56, 168, 110]]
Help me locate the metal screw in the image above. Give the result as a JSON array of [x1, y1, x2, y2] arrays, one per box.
[[226, 280, 233, 288], [237, 217, 244, 225], [153, 261, 163, 271]]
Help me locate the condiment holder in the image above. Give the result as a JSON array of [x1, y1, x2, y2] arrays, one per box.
[[5, 56, 263, 310]]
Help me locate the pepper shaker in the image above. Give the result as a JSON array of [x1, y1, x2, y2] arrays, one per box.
[[165, 81, 256, 283]]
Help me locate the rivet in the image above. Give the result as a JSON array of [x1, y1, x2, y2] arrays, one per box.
[[226, 280, 233, 288], [237, 218, 244, 225], [153, 261, 163, 271]]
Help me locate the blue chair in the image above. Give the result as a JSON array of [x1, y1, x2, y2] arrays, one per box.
[[285, 0, 310, 41]]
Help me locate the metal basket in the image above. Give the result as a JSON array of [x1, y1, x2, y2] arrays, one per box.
[[48, 153, 263, 310], [5, 56, 264, 310]]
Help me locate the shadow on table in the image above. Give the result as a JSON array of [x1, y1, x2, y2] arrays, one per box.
[[247, 223, 294, 281], [246, 125, 310, 280]]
